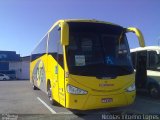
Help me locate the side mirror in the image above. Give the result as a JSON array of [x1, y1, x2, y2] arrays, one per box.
[[61, 22, 69, 45], [126, 27, 145, 47]]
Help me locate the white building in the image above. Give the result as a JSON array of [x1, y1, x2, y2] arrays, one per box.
[[9, 56, 30, 80]]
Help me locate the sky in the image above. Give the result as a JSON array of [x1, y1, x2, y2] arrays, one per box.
[[0, 0, 160, 56]]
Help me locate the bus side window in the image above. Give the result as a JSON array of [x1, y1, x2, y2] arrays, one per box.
[[48, 25, 60, 60], [58, 42, 64, 68], [31, 35, 48, 61]]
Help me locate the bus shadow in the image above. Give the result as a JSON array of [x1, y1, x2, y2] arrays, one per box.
[[136, 90, 160, 101]]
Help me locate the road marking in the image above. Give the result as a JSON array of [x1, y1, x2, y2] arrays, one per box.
[[37, 97, 56, 114], [58, 112, 73, 114]]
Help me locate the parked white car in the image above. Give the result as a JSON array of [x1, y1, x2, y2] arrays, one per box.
[[0, 73, 10, 80]]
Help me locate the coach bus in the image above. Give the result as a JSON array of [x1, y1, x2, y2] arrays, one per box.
[[30, 19, 145, 110], [131, 46, 160, 98]]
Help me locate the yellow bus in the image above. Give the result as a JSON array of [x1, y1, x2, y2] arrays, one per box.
[[30, 19, 145, 110]]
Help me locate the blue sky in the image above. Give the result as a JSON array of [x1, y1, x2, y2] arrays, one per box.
[[0, 0, 160, 56]]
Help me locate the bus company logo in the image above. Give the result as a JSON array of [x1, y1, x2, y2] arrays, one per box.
[[33, 60, 46, 87], [36, 60, 45, 86]]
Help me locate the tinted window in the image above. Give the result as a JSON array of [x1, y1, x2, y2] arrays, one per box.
[[66, 22, 133, 77], [148, 51, 159, 70], [31, 35, 48, 61], [48, 25, 64, 68], [48, 26, 60, 53], [58, 42, 64, 68]]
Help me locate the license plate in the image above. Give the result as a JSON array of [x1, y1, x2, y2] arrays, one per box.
[[101, 98, 113, 103]]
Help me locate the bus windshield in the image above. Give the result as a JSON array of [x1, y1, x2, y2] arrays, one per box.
[[66, 22, 133, 77]]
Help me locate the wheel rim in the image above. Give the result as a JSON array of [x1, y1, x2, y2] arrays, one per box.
[[150, 87, 158, 97], [32, 81, 36, 90]]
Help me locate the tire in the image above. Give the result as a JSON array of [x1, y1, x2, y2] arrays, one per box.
[[32, 84, 38, 90], [47, 84, 54, 105], [3, 78, 6, 80], [32, 81, 38, 90], [149, 84, 160, 98]]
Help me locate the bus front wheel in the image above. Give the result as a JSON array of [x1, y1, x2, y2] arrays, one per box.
[[149, 84, 160, 98]]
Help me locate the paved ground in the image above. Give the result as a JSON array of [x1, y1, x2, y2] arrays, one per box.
[[0, 80, 160, 120]]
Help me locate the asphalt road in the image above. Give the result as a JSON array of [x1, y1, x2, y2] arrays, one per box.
[[0, 80, 160, 120]]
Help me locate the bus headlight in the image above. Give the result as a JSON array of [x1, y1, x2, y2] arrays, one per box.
[[126, 83, 136, 92], [67, 84, 88, 95]]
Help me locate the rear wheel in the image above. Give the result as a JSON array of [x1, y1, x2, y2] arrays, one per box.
[[3, 78, 6, 80], [149, 84, 160, 98], [32, 84, 38, 90], [47, 83, 54, 105], [32, 80, 38, 90]]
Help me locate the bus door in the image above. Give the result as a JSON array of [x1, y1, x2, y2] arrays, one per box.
[[135, 51, 147, 88], [57, 42, 66, 106]]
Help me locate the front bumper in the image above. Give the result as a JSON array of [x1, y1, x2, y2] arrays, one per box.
[[66, 91, 136, 110]]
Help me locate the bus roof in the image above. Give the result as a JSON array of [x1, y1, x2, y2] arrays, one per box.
[[32, 19, 123, 54], [63, 19, 121, 26], [62, 19, 120, 24], [130, 46, 160, 52], [48, 19, 122, 32]]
